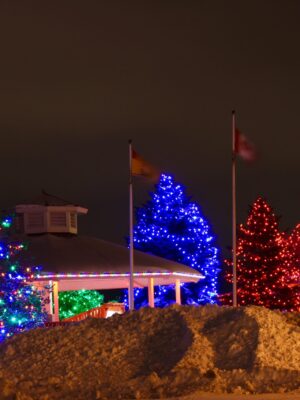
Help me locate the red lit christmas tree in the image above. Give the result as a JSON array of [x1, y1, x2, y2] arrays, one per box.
[[221, 197, 297, 310], [280, 224, 300, 311]]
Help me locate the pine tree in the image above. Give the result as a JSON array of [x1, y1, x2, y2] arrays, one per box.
[[0, 216, 47, 342], [281, 224, 300, 311], [130, 174, 220, 308], [59, 289, 104, 319], [220, 197, 296, 310]]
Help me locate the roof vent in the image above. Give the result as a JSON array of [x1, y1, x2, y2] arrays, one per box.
[[15, 191, 88, 235]]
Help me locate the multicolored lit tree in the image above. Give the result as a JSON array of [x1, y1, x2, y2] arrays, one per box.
[[0, 216, 47, 342], [128, 174, 220, 308], [59, 289, 104, 319], [220, 197, 297, 310]]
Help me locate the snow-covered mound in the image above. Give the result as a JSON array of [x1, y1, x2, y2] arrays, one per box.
[[0, 305, 299, 399]]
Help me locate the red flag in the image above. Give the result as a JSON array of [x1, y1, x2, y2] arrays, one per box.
[[235, 128, 256, 161]]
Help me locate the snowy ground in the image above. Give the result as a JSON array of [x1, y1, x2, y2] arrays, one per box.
[[162, 394, 300, 400], [0, 305, 299, 399]]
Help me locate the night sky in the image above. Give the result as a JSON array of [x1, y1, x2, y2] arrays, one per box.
[[1, 1, 299, 254]]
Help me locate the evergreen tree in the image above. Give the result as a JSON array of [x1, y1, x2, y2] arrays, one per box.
[[0, 216, 47, 342], [281, 224, 300, 311], [220, 197, 296, 310], [130, 174, 220, 308], [59, 289, 104, 319]]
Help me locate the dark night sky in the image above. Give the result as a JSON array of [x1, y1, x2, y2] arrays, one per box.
[[0, 1, 299, 254]]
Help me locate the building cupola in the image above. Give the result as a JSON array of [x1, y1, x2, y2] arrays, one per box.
[[15, 190, 88, 235]]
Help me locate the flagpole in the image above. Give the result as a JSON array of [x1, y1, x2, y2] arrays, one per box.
[[128, 139, 135, 311], [232, 111, 237, 307]]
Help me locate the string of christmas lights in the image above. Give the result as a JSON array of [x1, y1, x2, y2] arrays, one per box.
[[124, 174, 220, 308], [220, 197, 299, 311], [280, 224, 300, 310], [59, 289, 104, 319], [0, 216, 47, 342]]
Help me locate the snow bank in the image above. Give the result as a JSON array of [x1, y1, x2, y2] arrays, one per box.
[[0, 305, 299, 399]]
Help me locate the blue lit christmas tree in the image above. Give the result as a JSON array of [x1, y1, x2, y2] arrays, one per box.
[[131, 174, 220, 308], [0, 216, 47, 342]]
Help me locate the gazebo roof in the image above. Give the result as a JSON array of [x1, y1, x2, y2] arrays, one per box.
[[17, 190, 83, 207], [21, 234, 203, 291]]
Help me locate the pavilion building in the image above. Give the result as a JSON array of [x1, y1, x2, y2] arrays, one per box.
[[15, 191, 203, 321]]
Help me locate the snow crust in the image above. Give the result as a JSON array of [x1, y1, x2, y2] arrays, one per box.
[[0, 305, 299, 399]]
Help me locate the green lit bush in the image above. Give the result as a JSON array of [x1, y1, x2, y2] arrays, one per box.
[[59, 289, 104, 319]]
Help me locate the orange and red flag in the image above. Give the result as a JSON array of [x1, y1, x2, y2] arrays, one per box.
[[131, 149, 160, 181]]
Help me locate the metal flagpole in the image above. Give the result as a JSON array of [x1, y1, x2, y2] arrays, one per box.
[[128, 139, 134, 311], [232, 111, 237, 307]]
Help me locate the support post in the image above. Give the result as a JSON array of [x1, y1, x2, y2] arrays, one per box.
[[48, 280, 54, 317], [232, 110, 237, 307], [175, 279, 181, 305], [52, 281, 59, 322], [148, 277, 155, 307], [43, 280, 52, 316], [128, 140, 134, 311]]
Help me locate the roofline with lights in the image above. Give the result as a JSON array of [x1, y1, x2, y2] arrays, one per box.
[[35, 271, 204, 280]]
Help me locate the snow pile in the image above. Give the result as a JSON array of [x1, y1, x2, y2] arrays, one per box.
[[0, 305, 299, 399]]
